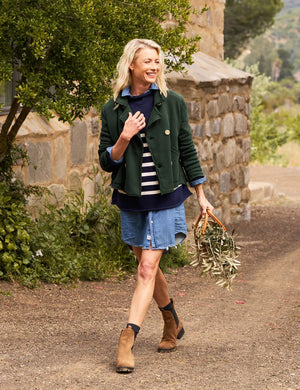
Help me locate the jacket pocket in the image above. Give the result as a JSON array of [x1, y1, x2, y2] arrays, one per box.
[[171, 153, 187, 186]]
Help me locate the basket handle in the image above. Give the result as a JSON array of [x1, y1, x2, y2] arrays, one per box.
[[194, 210, 227, 235]]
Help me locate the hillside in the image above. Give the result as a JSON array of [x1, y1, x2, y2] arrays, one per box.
[[278, 0, 300, 12], [242, 0, 300, 76], [268, 0, 300, 72]]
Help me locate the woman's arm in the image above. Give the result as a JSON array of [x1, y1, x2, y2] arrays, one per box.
[[99, 108, 146, 172], [175, 95, 213, 215], [110, 111, 146, 161]]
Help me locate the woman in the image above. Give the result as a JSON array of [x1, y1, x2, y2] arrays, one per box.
[[98, 38, 213, 374]]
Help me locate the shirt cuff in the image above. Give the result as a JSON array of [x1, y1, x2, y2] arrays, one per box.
[[190, 176, 206, 186], [106, 146, 124, 165]]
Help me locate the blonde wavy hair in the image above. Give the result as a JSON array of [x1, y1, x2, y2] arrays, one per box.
[[113, 39, 168, 101]]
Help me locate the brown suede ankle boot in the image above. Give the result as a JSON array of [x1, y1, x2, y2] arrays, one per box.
[[157, 299, 185, 353], [116, 328, 135, 373]]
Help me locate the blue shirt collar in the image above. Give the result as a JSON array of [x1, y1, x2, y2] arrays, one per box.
[[121, 83, 159, 97]]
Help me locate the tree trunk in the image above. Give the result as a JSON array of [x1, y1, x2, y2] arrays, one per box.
[[0, 133, 9, 163], [1, 98, 20, 136], [0, 105, 31, 163], [7, 106, 31, 144]]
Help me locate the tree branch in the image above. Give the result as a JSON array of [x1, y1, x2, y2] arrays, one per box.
[[7, 106, 31, 145], [0, 98, 20, 137]]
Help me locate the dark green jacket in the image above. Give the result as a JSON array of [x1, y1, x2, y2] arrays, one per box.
[[98, 89, 203, 196]]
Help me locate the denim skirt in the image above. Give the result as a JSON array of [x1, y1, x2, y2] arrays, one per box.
[[120, 203, 187, 250]]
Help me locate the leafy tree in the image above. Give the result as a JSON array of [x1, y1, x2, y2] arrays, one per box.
[[0, 0, 205, 164], [277, 48, 295, 81], [224, 0, 284, 59], [228, 61, 288, 162], [244, 36, 277, 77]]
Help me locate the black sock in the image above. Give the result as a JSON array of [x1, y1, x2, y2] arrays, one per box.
[[160, 300, 179, 327], [126, 323, 140, 339]]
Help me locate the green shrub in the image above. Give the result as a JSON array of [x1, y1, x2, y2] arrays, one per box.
[[263, 79, 300, 112], [289, 114, 300, 143], [160, 244, 189, 273], [0, 146, 43, 286], [0, 181, 39, 285], [250, 104, 288, 163], [248, 65, 289, 162], [0, 144, 43, 202], [30, 176, 137, 284], [275, 109, 300, 142], [229, 62, 290, 163]]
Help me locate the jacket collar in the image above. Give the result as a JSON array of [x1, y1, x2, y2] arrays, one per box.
[[115, 89, 166, 126], [115, 89, 166, 107], [148, 90, 166, 127], [121, 83, 159, 97]]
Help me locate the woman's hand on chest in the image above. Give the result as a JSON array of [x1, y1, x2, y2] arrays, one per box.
[[111, 111, 146, 161], [122, 111, 146, 142]]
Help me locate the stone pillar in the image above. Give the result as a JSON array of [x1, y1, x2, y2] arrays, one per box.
[[167, 52, 253, 224], [188, 0, 225, 60]]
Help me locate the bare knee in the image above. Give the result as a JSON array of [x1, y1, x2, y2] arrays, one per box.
[[138, 260, 157, 283]]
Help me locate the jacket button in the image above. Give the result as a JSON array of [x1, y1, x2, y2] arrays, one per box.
[[165, 129, 170, 135]]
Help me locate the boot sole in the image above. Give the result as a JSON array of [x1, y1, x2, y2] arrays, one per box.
[[116, 366, 134, 374], [157, 346, 177, 353], [157, 327, 185, 353]]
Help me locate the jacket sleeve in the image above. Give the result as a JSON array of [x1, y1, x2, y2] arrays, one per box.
[[177, 96, 204, 183], [98, 106, 121, 173]]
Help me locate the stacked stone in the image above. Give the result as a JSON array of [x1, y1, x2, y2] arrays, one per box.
[[167, 52, 253, 224], [188, 0, 225, 61], [12, 109, 102, 207], [188, 86, 251, 224]]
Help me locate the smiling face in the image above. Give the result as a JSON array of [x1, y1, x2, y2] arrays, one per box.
[[129, 47, 161, 91]]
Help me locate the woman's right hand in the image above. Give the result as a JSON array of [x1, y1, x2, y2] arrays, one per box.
[[110, 111, 146, 161], [122, 111, 146, 141]]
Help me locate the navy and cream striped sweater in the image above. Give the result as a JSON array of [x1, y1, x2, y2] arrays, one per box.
[[140, 129, 160, 195]]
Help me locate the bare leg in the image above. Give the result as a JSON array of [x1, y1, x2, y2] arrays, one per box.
[[127, 247, 164, 326], [131, 247, 184, 353], [116, 247, 165, 373], [132, 247, 170, 308]]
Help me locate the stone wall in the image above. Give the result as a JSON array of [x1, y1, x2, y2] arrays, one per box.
[[12, 109, 101, 205], [188, 0, 225, 60], [167, 52, 253, 224]]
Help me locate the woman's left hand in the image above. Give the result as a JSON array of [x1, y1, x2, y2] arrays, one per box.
[[194, 183, 214, 218], [198, 195, 214, 218]]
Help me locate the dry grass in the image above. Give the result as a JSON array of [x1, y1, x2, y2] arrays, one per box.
[[277, 141, 300, 167]]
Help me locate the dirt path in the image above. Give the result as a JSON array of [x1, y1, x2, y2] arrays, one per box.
[[250, 165, 300, 201], [1, 176, 300, 389]]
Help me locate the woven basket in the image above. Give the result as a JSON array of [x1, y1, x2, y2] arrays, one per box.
[[191, 210, 240, 290]]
